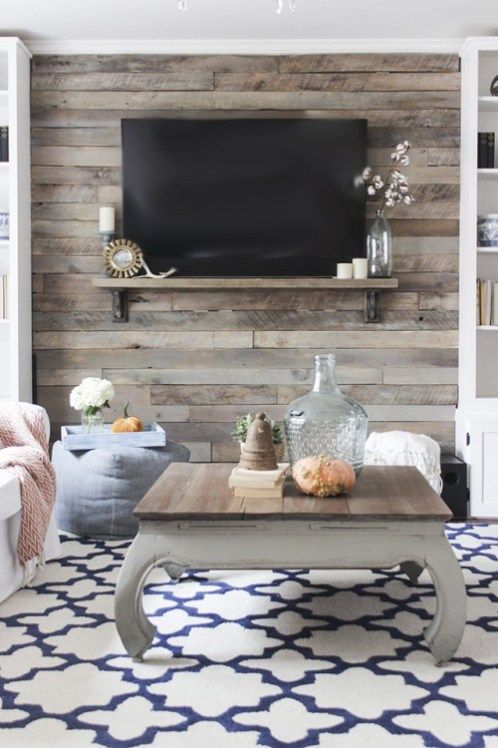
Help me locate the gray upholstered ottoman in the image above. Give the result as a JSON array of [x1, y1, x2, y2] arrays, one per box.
[[52, 440, 190, 538]]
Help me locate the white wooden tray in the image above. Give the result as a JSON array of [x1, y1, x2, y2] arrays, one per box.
[[61, 423, 166, 451]]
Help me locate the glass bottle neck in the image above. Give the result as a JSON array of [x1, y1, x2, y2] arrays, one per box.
[[312, 357, 339, 393]]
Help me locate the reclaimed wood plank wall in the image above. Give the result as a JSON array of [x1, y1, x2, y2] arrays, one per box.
[[31, 53, 460, 459]]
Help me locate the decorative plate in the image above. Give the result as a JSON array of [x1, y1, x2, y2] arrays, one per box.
[[103, 239, 143, 278]]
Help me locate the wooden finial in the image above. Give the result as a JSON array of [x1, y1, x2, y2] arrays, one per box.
[[239, 412, 278, 471]]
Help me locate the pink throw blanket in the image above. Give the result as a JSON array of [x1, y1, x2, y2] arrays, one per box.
[[0, 402, 56, 569]]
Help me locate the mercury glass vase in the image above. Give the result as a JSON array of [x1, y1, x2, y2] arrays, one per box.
[[284, 354, 368, 474], [367, 208, 393, 278]]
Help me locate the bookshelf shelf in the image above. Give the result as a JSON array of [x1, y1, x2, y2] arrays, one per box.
[[478, 168, 498, 176], [479, 95, 498, 111], [477, 246, 498, 253], [478, 325, 498, 330]]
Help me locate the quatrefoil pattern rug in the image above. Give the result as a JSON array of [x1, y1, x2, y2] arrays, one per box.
[[1, 525, 498, 747]]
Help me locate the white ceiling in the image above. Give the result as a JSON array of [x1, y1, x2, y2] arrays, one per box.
[[1, 0, 497, 51]]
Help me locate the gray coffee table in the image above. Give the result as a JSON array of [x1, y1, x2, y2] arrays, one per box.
[[115, 463, 466, 663]]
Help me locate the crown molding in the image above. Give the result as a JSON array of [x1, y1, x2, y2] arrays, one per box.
[[26, 37, 464, 56]]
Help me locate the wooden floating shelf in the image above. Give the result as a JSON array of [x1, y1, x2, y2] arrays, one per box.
[[92, 276, 399, 291], [92, 275, 399, 324]]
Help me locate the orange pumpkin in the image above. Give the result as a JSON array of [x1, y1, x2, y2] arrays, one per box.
[[111, 401, 143, 433], [292, 454, 356, 497]]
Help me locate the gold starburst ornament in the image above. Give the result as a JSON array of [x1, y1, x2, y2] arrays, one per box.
[[103, 239, 143, 278]]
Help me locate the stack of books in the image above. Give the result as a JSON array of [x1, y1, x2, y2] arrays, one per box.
[[229, 463, 289, 499], [478, 132, 495, 168], [0, 274, 7, 318], [477, 278, 498, 326]]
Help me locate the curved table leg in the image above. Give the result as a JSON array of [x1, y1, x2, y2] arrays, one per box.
[[115, 532, 158, 660], [424, 537, 466, 664], [400, 560, 424, 584], [163, 562, 185, 584]]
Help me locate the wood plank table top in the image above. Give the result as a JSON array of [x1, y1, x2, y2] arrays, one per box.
[[135, 463, 452, 522]]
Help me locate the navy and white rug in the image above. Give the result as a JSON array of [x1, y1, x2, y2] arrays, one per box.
[[1, 524, 498, 747]]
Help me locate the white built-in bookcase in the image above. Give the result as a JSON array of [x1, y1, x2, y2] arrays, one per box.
[[0, 38, 32, 402], [456, 37, 498, 517]]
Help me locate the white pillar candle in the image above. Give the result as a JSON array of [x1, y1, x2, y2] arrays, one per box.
[[336, 262, 353, 280], [352, 258, 368, 279], [99, 206, 115, 233]]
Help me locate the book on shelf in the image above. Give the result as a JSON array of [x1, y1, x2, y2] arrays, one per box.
[[488, 133, 496, 169], [478, 132, 495, 168], [0, 274, 7, 319], [0, 127, 8, 163], [476, 277, 498, 326]]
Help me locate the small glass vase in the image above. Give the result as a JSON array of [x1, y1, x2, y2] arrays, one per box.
[[367, 208, 393, 278], [81, 411, 104, 433], [284, 354, 368, 474]]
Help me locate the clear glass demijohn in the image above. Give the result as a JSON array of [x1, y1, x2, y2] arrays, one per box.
[[284, 354, 368, 474]]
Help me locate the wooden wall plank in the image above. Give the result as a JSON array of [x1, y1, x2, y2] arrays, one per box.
[[253, 330, 458, 349], [34, 331, 216, 349], [32, 54, 281, 74], [35, 346, 458, 369], [32, 165, 121, 185], [31, 107, 460, 129], [32, 72, 215, 91], [32, 53, 458, 75], [30, 89, 461, 111], [277, 54, 459, 73], [419, 292, 459, 310], [276, 384, 457, 405], [214, 72, 460, 92], [150, 384, 278, 405], [31, 126, 460, 151], [31, 51, 460, 460], [32, 309, 458, 332], [189, 403, 456, 423], [103, 367, 381, 386], [170, 290, 420, 311]]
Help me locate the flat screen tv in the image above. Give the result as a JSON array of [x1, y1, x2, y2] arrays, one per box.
[[122, 118, 367, 276]]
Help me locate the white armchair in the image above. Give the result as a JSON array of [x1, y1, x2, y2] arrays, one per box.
[[0, 406, 60, 603]]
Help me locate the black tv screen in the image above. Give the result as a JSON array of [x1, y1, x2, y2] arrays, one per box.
[[122, 118, 367, 276]]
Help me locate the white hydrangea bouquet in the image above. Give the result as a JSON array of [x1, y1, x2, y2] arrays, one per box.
[[362, 140, 415, 210], [70, 377, 115, 431]]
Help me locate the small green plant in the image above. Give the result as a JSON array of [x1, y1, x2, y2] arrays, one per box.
[[232, 412, 283, 445]]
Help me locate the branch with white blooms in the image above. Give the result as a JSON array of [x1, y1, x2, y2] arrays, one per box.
[[362, 141, 415, 212]]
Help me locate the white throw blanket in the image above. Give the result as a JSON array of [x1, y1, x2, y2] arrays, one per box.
[[364, 430, 442, 493]]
